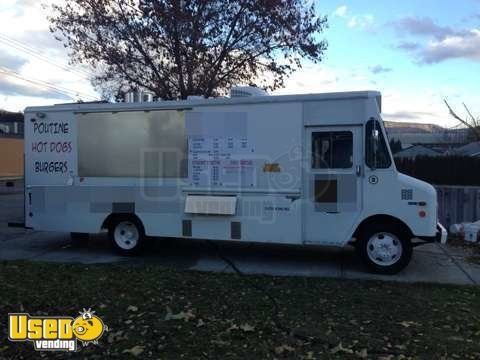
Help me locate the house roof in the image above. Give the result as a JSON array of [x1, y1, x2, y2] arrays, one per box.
[[0, 110, 24, 123], [454, 141, 480, 156], [394, 145, 442, 158]]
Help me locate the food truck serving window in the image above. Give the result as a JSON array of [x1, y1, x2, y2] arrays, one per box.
[[312, 131, 353, 169], [78, 110, 187, 178]]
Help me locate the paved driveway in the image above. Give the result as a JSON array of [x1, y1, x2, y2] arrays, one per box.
[[1, 193, 479, 285]]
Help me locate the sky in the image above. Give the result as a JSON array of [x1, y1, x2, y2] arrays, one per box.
[[0, 0, 479, 127]]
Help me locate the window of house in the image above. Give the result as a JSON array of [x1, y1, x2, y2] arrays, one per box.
[[365, 119, 392, 169], [312, 131, 353, 169]]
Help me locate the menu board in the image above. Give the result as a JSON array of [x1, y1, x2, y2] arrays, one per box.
[[188, 136, 255, 187]]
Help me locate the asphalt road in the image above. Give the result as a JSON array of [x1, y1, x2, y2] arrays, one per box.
[[1, 192, 479, 285]]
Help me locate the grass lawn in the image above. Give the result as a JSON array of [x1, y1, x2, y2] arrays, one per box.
[[0, 261, 479, 359]]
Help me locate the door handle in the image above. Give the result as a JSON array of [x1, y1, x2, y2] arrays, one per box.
[[355, 165, 362, 176]]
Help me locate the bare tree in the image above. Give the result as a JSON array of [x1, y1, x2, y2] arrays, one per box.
[[49, 0, 328, 100], [444, 100, 480, 141]]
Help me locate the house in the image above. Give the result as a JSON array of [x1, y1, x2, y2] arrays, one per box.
[[385, 121, 468, 150], [453, 141, 480, 157], [0, 110, 24, 177], [393, 144, 443, 159], [0, 110, 24, 137]]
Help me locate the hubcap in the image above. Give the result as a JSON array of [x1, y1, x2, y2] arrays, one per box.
[[113, 221, 139, 250], [366, 232, 402, 266]]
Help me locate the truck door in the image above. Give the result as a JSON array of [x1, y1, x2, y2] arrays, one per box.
[[303, 126, 363, 245]]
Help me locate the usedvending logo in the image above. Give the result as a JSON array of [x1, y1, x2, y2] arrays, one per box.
[[8, 308, 107, 352]]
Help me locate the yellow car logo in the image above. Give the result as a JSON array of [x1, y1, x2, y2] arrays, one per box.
[[72, 309, 106, 344], [8, 308, 107, 351]]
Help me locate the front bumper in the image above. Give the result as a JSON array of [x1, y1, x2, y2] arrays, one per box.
[[417, 222, 448, 244]]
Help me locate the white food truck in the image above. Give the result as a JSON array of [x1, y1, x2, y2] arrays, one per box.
[[24, 89, 447, 274]]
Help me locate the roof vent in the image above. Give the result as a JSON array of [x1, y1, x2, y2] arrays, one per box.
[[229, 86, 268, 98], [124, 90, 154, 103]]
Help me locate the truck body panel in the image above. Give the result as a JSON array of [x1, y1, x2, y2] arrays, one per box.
[[24, 91, 439, 248]]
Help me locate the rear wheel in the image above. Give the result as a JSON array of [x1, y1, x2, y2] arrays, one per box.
[[108, 216, 145, 255], [357, 224, 412, 274]]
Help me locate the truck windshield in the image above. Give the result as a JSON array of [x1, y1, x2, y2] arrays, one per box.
[[365, 119, 392, 169]]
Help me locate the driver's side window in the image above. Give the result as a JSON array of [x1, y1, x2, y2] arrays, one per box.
[[365, 119, 391, 169]]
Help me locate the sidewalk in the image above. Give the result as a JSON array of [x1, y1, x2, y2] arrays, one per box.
[[1, 192, 479, 285]]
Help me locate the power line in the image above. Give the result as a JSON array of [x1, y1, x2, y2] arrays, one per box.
[[0, 66, 98, 101], [0, 68, 74, 99], [0, 33, 92, 79]]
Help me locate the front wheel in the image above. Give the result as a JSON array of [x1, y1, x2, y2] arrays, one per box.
[[357, 225, 412, 275], [108, 216, 146, 255]]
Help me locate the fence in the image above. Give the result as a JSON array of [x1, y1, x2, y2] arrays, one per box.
[[394, 156, 480, 226], [436, 186, 480, 228], [395, 156, 480, 187]]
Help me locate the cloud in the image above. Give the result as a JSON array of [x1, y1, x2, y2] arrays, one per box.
[[391, 16, 480, 64], [0, 52, 28, 71], [0, 73, 70, 99], [390, 16, 458, 40], [262, 64, 477, 127], [333, 6, 375, 31], [273, 65, 341, 95], [396, 41, 421, 51], [0, 0, 97, 111], [17, 30, 66, 55], [417, 29, 480, 64], [347, 14, 375, 30], [369, 64, 392, 74], [333, 5, 348, 18]]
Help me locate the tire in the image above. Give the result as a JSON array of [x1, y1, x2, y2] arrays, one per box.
[[357, 224, 412, 275], [108, 216, 145, 255]]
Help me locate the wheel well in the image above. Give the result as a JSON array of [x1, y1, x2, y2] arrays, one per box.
[[353, 214, 413, 241], [101, 213, 144, 232]]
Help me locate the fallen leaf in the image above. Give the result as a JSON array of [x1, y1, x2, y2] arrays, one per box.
[[275, 344, 295, 355], [378, 356, 394, 360], [226, 324, 239, 333], [239, 323, 255, 332], [355, 348, 368, 358], [108, 330, 126, 343], [196, 319, 205, 327], [330, 342, 353, 354], [164, 306, 195, 322], [448, 336, 465, 342], [211, 339, 228, 346], [122, 345, 144, 357], [399, 321, 418, 328], [127, 305, 138, 312]]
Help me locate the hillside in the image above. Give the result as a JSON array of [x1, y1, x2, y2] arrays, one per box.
[[384, 121, 445, 134]]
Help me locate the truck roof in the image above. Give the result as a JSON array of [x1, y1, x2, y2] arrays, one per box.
[[25, 90, 381, 113]]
